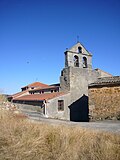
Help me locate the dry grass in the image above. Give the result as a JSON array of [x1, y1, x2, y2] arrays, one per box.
[[0, 94, 7, 103], [0, 110, 120, 160]]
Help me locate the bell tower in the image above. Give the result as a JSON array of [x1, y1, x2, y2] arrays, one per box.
[[64, 42, 92, 69], [60, 42, 97, 96]]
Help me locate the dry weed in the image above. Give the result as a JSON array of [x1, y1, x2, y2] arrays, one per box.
[[0, 110, 120, 160]]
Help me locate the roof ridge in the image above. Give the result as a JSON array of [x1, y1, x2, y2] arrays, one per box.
[[21, 82, 49, 88]]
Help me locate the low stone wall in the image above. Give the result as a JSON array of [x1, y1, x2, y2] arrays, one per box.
[[14, 103, 43, 112], [89, 86, 120, 121]]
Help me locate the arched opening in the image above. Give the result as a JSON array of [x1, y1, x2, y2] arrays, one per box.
[[83, 57, 87, 68], [74, 55, 79, 67], [78, 46, 82, 53]]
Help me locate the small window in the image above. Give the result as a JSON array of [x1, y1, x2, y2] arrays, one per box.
[[78, 46, 82, 53], [58, 100, 64, 111]]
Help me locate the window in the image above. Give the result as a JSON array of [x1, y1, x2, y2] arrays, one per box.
[[74, 55, 79, 67], [58, 100, 64, 111], [22, 86, 28, 91], [83, 57, 87, 68], [78, 46, 82, 53]]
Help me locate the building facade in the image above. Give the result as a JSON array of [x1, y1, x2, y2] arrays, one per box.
[[9, 42, 119, 121]]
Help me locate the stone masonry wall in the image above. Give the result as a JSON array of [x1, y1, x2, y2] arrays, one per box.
[[60, 67, 70, 92], [69, 67, 99, 103], [46, 93, 71, 120], [60, 67, 100, 104], [89, 86, 120, 121]]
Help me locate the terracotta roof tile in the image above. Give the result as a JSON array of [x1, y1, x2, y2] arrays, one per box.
[[13, 92, 67, 101], [9, 90, 28, 99], [21, 82, 49, 89], [29, 85, 59, 92]]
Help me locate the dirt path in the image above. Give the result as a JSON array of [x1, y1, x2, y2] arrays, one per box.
[[26, 112, 120, 134]]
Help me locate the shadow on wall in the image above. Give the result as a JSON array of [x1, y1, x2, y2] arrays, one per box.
[[69, 95, 89, 122]]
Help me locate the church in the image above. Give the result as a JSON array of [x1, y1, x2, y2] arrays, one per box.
[[9, 42, 120, 121]]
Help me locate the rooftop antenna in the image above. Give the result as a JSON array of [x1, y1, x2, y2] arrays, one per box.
[[77, 35, 79, 43]]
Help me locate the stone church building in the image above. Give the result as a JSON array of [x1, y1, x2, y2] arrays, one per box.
[[9, 42, 120, 121]]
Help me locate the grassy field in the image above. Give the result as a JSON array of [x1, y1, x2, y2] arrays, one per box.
[[0, 110, 120, 160]]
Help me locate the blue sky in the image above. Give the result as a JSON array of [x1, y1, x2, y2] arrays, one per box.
[[0, 0, 120, 94]]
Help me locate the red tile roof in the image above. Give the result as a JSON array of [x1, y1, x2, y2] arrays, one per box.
[[13, 92, 67, 101], [9, 82, 60, 100], [29, 85, 59, 92], [9, 90, 28, 99], [21, 82, 49, 89]]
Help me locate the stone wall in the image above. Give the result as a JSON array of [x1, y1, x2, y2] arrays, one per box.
[[89, 86, 120, 121], [64, 42, 92, 69], [14, 103, 43, 112], [60, 66, 99, 103], [46, 93, 71, 120], [60, 67, 70, 92], [94, 69, 112, 78]]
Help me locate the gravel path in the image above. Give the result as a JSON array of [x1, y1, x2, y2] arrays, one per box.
[[22, 109, 120, 134]]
